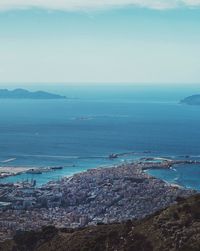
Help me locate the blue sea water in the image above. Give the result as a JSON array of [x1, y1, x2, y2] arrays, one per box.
[[0, 84, 200, 189], [148, 164, 200, 191]]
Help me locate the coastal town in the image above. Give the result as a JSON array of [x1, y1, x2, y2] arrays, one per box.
[[0, 158, 197, 241]]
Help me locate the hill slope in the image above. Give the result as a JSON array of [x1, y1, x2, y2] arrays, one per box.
[[1, 194, 200, 251]]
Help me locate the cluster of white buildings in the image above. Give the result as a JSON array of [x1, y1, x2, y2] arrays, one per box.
[[0, 161, 195, 240]]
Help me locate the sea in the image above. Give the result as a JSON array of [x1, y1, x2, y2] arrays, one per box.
[[0, 84, 200, 190]]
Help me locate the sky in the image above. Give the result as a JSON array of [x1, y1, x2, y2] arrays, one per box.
[[0, 1, 200, 84]]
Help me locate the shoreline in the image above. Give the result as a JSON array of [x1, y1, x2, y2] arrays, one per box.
[[1, 156, 200, 189], [0, 166, 65, 179], [0, 167, 32, 178], [1, 156, 200, 177]]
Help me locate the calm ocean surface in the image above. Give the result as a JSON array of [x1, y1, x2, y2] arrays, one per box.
[[0, 84, 200, 189]]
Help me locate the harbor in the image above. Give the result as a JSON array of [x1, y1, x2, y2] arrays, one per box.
[[1, 153, 200, 188]]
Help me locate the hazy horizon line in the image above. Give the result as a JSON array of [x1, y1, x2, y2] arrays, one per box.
[[0, 82, 200, 87], [1, 0, 200, 12]]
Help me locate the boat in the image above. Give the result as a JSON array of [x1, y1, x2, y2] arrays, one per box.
[[51, 166, 63, 170], [109, 154, 118, 159]]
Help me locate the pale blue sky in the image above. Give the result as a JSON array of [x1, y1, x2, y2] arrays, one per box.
[[0, 3, 200, 84]]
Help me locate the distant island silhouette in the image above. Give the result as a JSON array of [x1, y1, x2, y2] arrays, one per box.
[[0, 88, 66, 99], [181, 95, 200, 106]]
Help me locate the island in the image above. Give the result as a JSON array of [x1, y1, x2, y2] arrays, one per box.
[[180, 94, 200, 106], [0, 88, 66, 99]]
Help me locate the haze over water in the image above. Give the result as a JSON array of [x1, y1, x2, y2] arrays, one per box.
[[0, 84, 200, 189]]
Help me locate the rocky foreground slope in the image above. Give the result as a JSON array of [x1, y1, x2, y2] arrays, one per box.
[[1, 194, 200, 251]]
